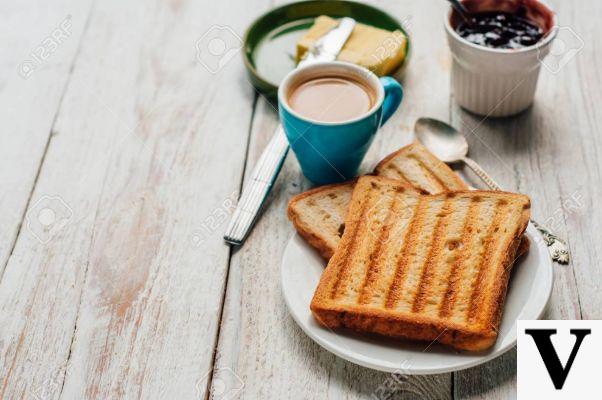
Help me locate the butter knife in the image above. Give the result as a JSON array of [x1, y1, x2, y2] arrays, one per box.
[[224, 17, 356, 245]]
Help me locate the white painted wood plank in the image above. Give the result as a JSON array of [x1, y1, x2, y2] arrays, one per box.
[[542, 0, 602, 321], [0, 2, 95, 399], [453, 0, 594, 397], [0, 0, 262, 399], [0, 0, 595, 398], [213, 1, 453, 398], [0, 0, 93, 274], [365, 1, 453, 169]]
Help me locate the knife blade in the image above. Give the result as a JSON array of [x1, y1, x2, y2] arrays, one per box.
[[224, 18, 356, 245], [298, 17, 356, 66]]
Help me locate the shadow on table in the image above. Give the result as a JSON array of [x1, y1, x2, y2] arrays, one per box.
[[454, 347, 517, 398], [283, 313, 452, 399], [284, 308, 517, 399], [456, 101, 556, 157]]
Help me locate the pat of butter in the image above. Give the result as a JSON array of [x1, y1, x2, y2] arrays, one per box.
[[297, 16, 407, 76]]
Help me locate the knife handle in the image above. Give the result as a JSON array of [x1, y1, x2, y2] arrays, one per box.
[[224, 125, 289, 245]]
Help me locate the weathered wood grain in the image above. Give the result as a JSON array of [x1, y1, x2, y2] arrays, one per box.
[[365, 0, 453, 168], [0, 1, 95, 398], [0, 0, 93, 275], [542, 0, 602, 321], [212, 1, 453, 399], [452, 0, 592, 397], [1, 0, 599, 398], [0, 0, 265, 399]]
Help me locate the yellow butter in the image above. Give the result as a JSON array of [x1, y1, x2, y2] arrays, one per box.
[[297, 16, 407, 76]]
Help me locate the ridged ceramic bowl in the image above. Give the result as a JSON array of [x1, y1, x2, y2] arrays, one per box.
[[444, 0, 557, 117]]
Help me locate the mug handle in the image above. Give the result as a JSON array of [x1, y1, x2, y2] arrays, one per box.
[[378, 77, 403, 126]]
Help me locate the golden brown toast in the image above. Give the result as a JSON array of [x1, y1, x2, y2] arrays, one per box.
[[374, 142, 468, 193], [310, 176, 531, 351], [288, 142, 529, 259], [288, 142, 469, 259], [287, 181, 355, 259]]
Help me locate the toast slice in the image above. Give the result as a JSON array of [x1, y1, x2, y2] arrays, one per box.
[[310, 176, 531, 351], [288, 142, 470, 259], [288, 142, 530, 259], [373, 142, 468, 193], [287, 181, 355, 259]]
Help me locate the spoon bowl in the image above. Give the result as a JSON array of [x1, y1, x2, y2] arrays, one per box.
[[413, 116, 570, 264], [414, 117, 468, 163]]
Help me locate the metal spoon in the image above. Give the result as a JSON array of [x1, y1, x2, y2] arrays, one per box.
[[414, 117, 570, 264], [447, 0, 473, 26]]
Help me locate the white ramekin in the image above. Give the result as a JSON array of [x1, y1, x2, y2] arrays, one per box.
[[444, 1, 557, 117]]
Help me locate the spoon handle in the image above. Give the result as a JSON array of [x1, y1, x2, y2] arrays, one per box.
[[461, 156, 570, 264], [447, 0, 472, 25], [461, 156, 503, 190]]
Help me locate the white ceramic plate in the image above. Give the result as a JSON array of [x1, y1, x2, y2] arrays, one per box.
[[281, 223, 553, 374]]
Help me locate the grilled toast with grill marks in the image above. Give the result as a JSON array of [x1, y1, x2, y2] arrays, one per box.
[[286, 181, 355, 259], [373, 142, 468, 193], [288, 142, 529, 259], [310, 176, 531, 351], [288, 142, 470, 259]]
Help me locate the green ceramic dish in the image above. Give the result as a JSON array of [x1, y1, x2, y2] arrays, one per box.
[[243, 0, 411, 97]]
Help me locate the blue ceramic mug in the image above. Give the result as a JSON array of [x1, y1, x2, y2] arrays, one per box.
[[278, 61, 403, 185]]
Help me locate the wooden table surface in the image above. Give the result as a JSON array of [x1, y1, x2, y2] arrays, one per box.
[[1, 0, 599, 398]]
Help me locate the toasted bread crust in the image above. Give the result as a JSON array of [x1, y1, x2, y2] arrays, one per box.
[[516, 236, 530, 259], [287, 180, 357, 259], [311, 307, 498, 351], [374, 142, 468, 192], [310, 176, 531, 351], [288, 143, 531, 260]]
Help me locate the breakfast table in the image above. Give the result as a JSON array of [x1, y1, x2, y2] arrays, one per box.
[[1, 0, 599, 399]]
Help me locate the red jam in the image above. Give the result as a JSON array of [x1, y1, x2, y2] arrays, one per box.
[[456, 11, 544, 49]]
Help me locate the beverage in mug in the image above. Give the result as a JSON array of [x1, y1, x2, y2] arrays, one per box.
[[278, 61, 403, 184], [287, 75, 376, 123]]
